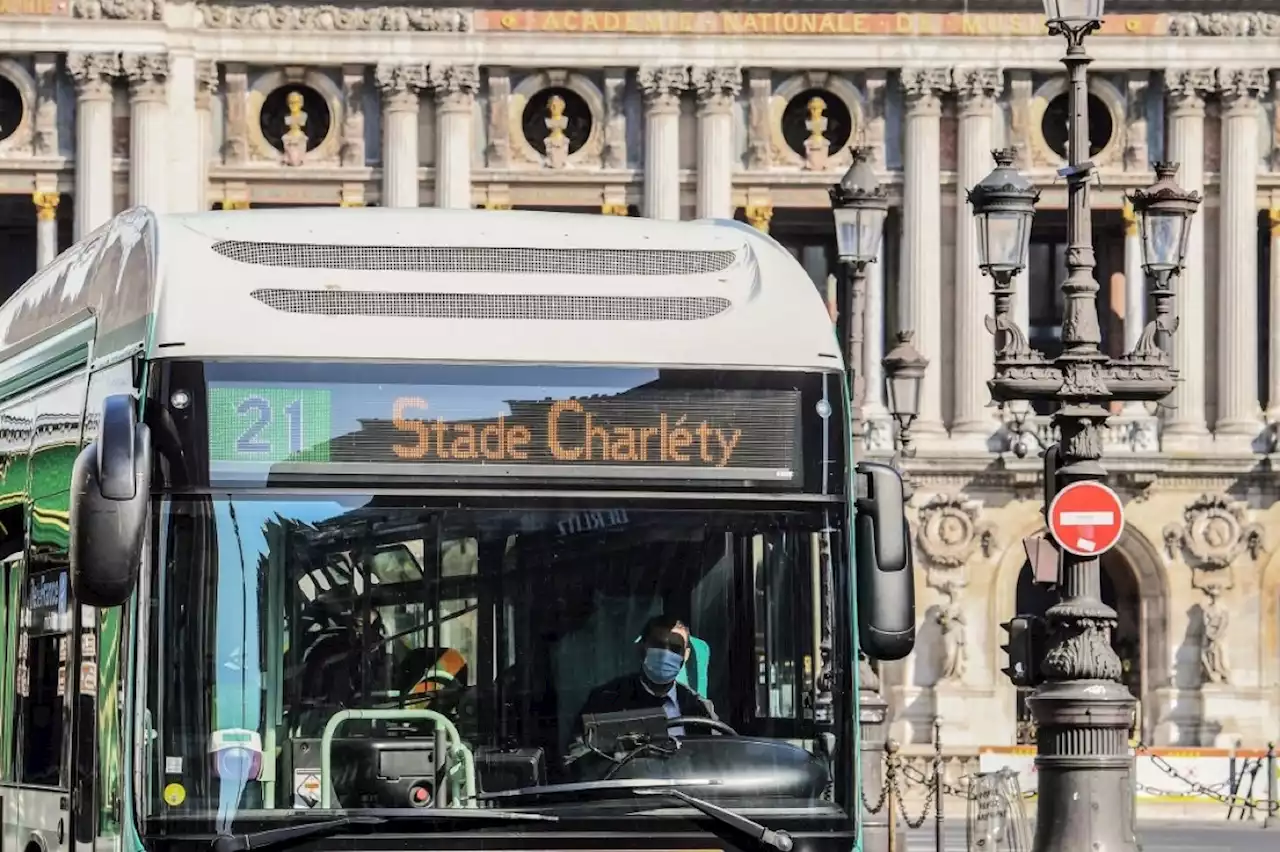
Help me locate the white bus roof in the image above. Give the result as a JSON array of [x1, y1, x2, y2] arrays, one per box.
[[2, 207, 844, 373]]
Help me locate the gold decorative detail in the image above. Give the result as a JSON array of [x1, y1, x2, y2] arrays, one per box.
[[339, 199, 364, 208], [281, 89, 309, 166], [543, 93, 570, 169], [546, 95, 567, 141], [222, 199, 251, 210], [601, 203, 629, 216], [804, 95, 830, 170], [1270, 206, 1280, 237], [745, 203, 772, 233], [32, 191, 59, 222], [484, 201, 513, 210], [1122, 198, 1137, 236]]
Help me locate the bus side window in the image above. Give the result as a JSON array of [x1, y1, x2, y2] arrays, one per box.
[[0, 549, 22, 783], [17, 565, 71, 788]]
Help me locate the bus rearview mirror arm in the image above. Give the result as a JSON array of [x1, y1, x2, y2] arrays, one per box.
[[70, 393, 152, 608], [853, 462, 915, 662]]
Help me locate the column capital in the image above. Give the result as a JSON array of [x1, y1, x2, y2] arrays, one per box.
[[900, 67, 952, 114], [745, 203, 772, 233], [33, 191, 59, 222], [1163, 67, 1215, 110], [690, 66, 741, 114], [429, 64, 479, 111], [122, 53, 169, 102], [952, 67, 1003, 113], [66, 52, 121, 100], [375, 62, 428, 112], [1217, 67, 1268, 107], [639, 65, 690, 113]]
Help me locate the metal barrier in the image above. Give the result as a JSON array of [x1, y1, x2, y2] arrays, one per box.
[[858, 727, 1280, 850], [965, 769, 1032, 852]]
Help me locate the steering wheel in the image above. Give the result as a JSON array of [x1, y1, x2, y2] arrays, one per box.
[[668, 716, 738, 736]]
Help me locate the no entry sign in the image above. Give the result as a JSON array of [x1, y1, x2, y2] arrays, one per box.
[[1048, 481, 1125, 557]]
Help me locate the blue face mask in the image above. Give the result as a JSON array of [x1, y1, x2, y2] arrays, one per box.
[[642, 647, 684, 685]]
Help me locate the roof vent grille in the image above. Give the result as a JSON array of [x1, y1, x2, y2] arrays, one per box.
[[250, 289, 732, 322], [214, 240, 736, 276]]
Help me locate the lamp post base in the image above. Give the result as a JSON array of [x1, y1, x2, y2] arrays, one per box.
[[1029, 680, 1138, 852]]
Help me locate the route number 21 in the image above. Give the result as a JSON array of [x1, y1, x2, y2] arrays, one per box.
[[236, 396, 306, 456]]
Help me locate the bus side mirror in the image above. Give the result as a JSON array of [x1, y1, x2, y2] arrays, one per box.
[[854, 461, 915, 662], [70, 393, 152, 608]]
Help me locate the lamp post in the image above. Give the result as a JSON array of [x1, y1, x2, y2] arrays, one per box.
[[830, 145, 889, 455], [831, 146, 890, 852], [966, 2, 1200, 851], [882, 330, 929, 500]]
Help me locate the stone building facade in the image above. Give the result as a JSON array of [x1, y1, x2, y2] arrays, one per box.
[[3, 1, 1280, 747]]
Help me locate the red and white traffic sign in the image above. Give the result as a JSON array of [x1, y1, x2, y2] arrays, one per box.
[[1047, 481, 1125, 557]]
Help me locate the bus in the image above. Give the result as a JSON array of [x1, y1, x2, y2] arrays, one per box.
[[0, 206, 914, 852]]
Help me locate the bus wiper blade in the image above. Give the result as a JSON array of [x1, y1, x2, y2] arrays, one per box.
[[634, 788, 794, 852], [210, 816, 385, 852], [209, 810, 559, 852]]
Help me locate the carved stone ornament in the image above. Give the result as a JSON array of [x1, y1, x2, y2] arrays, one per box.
[[952, 67, 1003, 112], [430, 64, 479, 110], [375, 63, 428, 110], [1217, 68, 1268, 104], [122, 53, 169, 100], [1163, 494, 1265, 570], [899, 66, 952, 109], [638, 65, 690, 111], [1168, 13, 1280, 38], [915, 494, 995, 570], [71, 0, 163, 21], [690, 66, 742, 112], [197, 4, 472, 32], [1163, 68, 1217, 109], [66, 52, 122, 99]]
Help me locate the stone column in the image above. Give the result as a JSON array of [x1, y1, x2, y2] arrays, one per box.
[[33, 191, 59, 269], [429, 64, 479, 210], [165, 51, 199, 213], [1215, 68, 1267, 444], [122, 53, 170, 213], [691, 66, 740, 220], [67, 52, 120, 240], [1268, 207, 1280, 420], [639, 66, 689, 221], [1161, 69, 1214, 448], [898, 67, 951, 436], [376, 63, 428, 209], [195, 61, 218, 211], [864, 238, 893, 451], [1120, 199, 1146, 415], [951, 67, 1003, 443]]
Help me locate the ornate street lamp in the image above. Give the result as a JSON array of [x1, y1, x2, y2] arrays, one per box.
[[881, 330, 928, 499], [1127, 162, 1201, 359], [832, 146, 891, 852], [968, 149, 1040, 284], [964, 2, 1195, 851], [968, 149, 1041, 365], [830, 146, 888, 454]]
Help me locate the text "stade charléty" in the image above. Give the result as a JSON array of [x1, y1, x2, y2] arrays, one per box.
[[390, 396, 743, 467]]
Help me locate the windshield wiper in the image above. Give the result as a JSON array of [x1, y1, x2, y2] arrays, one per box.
[[634, 788, 794, 852], [210, 816, 385, 852], [209, 809, 559, 852], [480, 780, 792, 852]]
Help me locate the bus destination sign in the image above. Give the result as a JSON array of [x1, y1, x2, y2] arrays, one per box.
[[206, 382, 803, 484]]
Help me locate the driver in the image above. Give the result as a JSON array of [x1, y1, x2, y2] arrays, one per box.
[[574, 614, 717, 739]]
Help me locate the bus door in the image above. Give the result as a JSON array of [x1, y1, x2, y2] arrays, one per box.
[[14, 565, 73, 852]]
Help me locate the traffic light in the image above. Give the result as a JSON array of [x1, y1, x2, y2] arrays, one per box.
[[1000, 615, 1044, 688]]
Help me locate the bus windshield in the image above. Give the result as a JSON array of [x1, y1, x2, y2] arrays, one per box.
[[143, 494, 851, 826]]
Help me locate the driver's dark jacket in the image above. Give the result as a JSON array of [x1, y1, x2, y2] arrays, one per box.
[[563, 673, 717, 765]]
